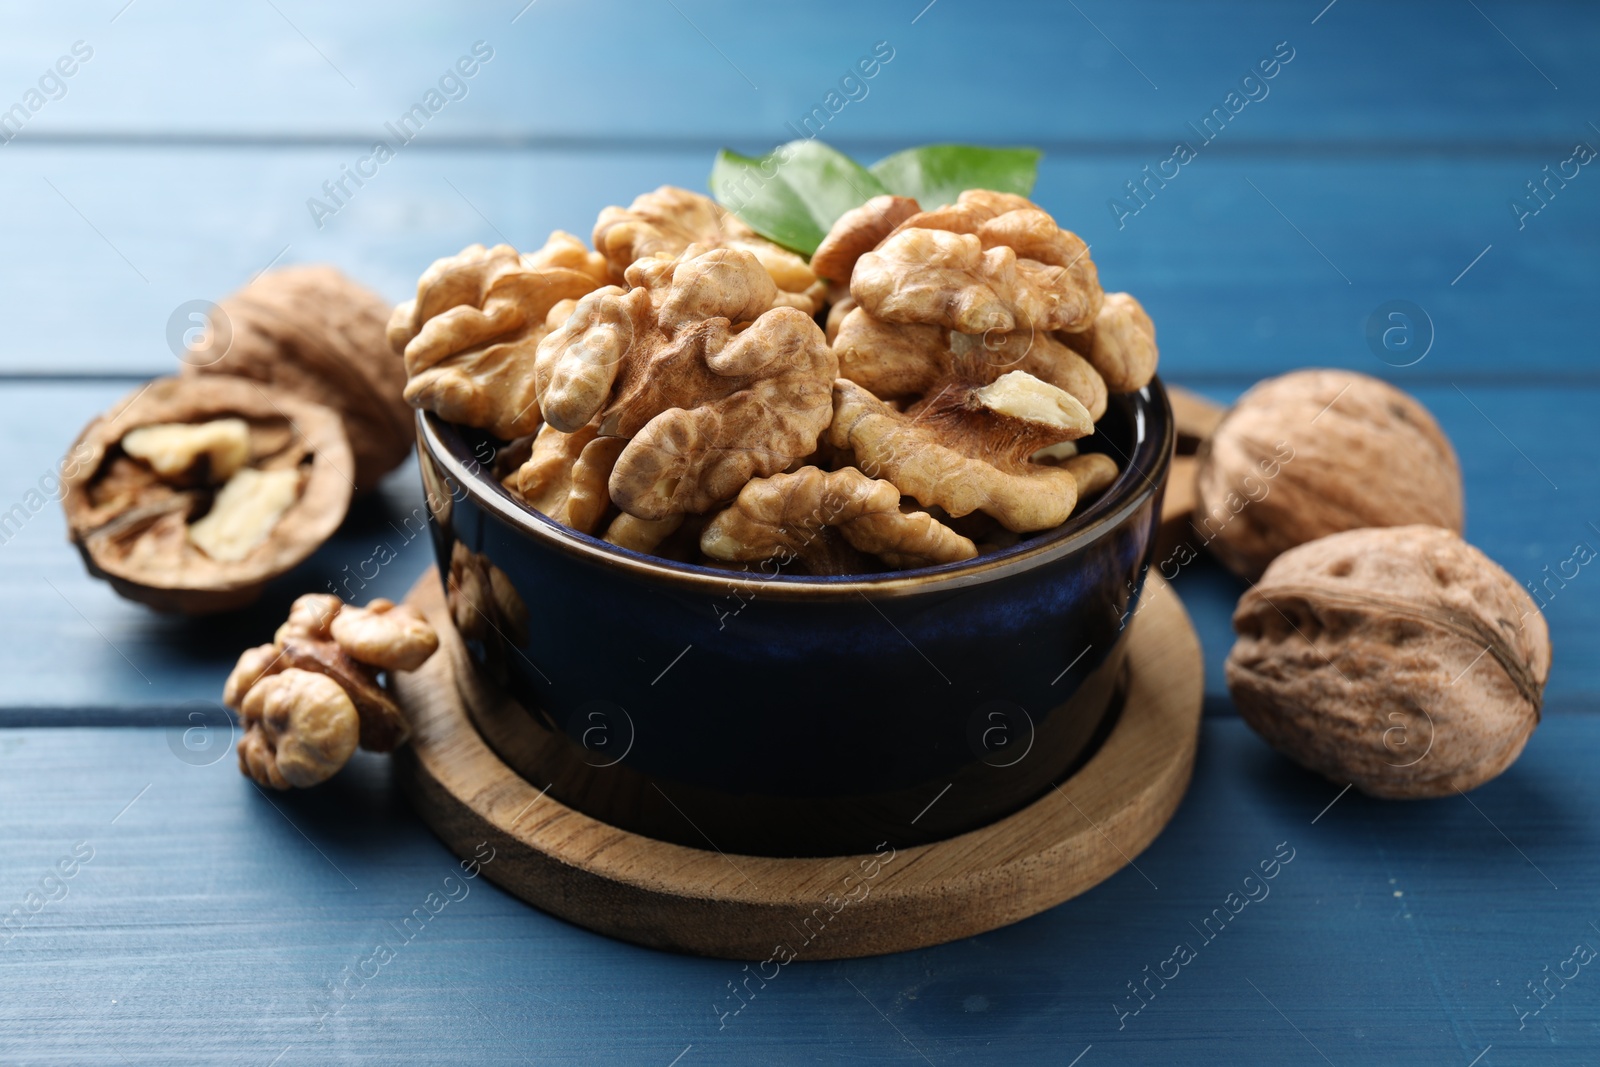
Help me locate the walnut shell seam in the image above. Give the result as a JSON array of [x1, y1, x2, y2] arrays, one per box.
[[1247, 583, 1544, 715]]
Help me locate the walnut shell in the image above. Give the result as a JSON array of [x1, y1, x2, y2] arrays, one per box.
[[61, 376, 353, 614], [183, 265, 411, 493], [1195, 369, 1463, 580], [1227, 525, 1550, 798]]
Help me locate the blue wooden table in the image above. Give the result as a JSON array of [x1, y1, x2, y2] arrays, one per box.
[[2, 2, 1596, 1063]]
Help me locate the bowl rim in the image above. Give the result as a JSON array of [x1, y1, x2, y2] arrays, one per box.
[[418, 377, 1173, 601]]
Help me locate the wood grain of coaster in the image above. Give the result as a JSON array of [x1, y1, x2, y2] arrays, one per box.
[[392, 569, 1204, 960], [1155, 385, 1228, 562]]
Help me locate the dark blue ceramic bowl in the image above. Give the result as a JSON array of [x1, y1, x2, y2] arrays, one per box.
[[416, 380, 1172, 857]]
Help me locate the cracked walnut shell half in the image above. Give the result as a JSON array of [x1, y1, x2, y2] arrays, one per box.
[[61, 376, 353, 614]]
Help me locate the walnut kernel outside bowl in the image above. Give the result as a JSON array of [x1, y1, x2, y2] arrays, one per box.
[[415, 381, 1174, 857]]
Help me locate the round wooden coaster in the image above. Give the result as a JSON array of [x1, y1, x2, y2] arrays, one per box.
[[393, 570, 1203, 960]]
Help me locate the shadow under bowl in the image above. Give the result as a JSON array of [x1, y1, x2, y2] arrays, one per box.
[[415, 380, 1173, 857]]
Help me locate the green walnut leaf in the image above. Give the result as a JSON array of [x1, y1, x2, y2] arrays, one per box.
[[709, 141, 888, 256], [869, 144, 1042, 208], [710, 141, 1043, 257]]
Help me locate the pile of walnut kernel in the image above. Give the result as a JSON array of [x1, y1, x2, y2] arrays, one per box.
[[388, 187, 1158, 575]]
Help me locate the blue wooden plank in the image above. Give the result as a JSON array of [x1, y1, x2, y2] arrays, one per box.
[[1, 380, 1593, 715], [0, 147, 1594, 379], [1, 1, 1594, 145], [0, 717, 1594, 1064]]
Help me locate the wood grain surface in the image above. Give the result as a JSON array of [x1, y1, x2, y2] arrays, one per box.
[[4, 716, 1597, 1064]]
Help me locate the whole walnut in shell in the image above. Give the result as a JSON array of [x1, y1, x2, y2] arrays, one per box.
[[1196, 369, 1464, 581], [1227, 525, 1549, 798], [225, 594, 439, 788], [183, 265, 411, 494]]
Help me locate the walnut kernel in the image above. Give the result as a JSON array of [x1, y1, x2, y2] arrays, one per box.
[[830, 371, 1094, 533], [535, 246, 837, 520], [225, 593, 441, 787], [119, 419, 251, 484], [700, 466, 977, 574], [237, 669, 360, 790]]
